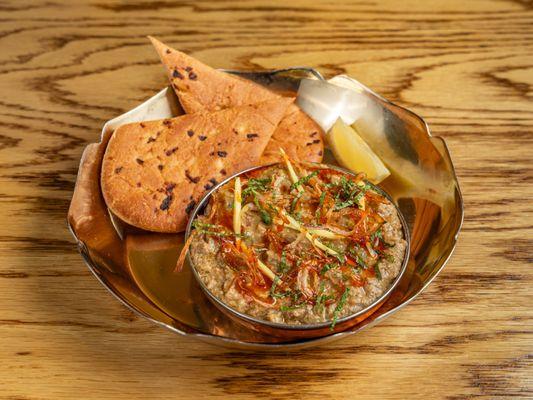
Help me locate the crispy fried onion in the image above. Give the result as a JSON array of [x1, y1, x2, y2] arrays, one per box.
[[297, 264, 320, 299], [220, 240, 279, 307], [175, 231, 198, 272]]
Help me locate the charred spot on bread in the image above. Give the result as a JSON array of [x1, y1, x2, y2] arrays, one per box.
[[187, 129, 194, 137], [185, 170, 201, 184], [217, 151, 227, 157], [165, 182, 176, 193], [185, 200, 196, 214], [136, 158, 144, 165], [204, 179, 217, 190], [114, 167, 123, 174], [165, 147, 179, 156], [160, 195, 173, 211], [172, 69, 184, 79], [198, 135, 207, 141]]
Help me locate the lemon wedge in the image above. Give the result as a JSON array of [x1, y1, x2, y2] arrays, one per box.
[[327, 118, 390, 184]]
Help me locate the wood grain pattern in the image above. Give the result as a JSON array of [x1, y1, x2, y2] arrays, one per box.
[[0, 0, 531, 398]]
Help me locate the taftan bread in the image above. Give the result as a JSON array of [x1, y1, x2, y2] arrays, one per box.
[[101, 98, 292, 232], [149, 36, 324, 164]]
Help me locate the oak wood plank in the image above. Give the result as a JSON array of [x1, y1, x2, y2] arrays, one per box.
[[0, 0, 531, 398]]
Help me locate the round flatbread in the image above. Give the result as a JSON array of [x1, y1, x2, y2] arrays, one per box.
[[101, 99, 292, 232]]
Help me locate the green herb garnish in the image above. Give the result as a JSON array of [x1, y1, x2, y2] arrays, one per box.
[[259, 209, 272, 225], [277, 250, 290, 274], [331, 287, 350, 330], [290, 171, 318, 191], [331, 176, 368, 210], [374, 263, 382, 280], [318, 191, 327, 207], [290, 191, 302, 213], [269, 277, 292, 299], [370, 228, 383, 242], [320, 262, 339, 275], [242, 177, 271, 198], [280, 304, 305, 312], [192, 221, 218, 230], [333, 199, 354, 211], [253, 194, 272, 225], [325, 242, 345, 263], [291, 289, 302, 303], [348, 245, 367, 269], [315, 191, 327, 219], [314, 282, 335, 312], [192, 220, 237, 237], [382, 253, 395, 263]]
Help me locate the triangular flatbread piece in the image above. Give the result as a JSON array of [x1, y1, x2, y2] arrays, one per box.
[[149, 37, 323, 164], [101, 98, 292, 232]]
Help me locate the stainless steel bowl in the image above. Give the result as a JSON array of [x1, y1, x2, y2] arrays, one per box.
[[185, 163, 411, 340]]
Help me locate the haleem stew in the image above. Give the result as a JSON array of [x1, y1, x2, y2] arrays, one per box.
[[181, 154, 407, 327]]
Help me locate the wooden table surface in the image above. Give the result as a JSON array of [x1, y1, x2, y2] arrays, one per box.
[[0, 1, 531, 398]]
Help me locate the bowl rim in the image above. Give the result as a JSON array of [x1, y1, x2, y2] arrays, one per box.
[[185, 162, 411, 332]]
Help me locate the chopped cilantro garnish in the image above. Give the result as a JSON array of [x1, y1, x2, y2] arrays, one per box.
[[280, 304, 305, 312], [383, 253, 395, 263], [326, 242, 345, 263], [318, 191, 327, 207], [270, 276, 279, 294], [253, 194, 272, 225], [259, 209, 272, 225], [320, 262, 339, 275], [277, 250, 290, 274], [374, 263, 382, 280], [192, 220, 237, 237], [356, 254, 367, 269], [331, 176, 368, 211], [291, 289, 302, 303], [290, 171, 318, 191], [269, 277, 292, 299], [333, 199, 353, 211], [348, 245, 367, 269], [331, 287, 350, 330], [315, 294, 334, 312], [316, 191, 327, 219], [290, 191, 302, 213], [370, 228, 383, 242], [314, 282, 335, 312], [371, 227, 394, 248], [192, 220, 218, 230], [242, 177, 271, 198]]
